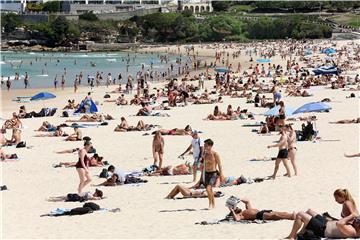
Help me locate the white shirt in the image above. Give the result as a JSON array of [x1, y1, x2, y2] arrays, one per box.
[[191, 138, 204, 160], [108, 169, 127, 183]]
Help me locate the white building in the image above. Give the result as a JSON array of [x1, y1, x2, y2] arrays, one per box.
[[180, 0, 212, 13]]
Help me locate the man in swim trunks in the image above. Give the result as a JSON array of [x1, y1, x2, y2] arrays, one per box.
[[228, 198, 294, 221], [267, 127, 291, 179], [202, 138, 223, 209]]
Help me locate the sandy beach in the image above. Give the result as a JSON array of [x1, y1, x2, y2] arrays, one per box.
[[1, 39, 359, 239]]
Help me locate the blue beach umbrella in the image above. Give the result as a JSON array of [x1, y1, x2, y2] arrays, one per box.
[[293, 102, 331, 114], [214, 67, 230, 73], [263, 105, 295, 117], [256, 58, 271, 63], [30, 92, 56, 101]]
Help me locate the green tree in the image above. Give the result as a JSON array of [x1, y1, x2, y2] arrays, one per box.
[[43, 1, 61, 12], [79, 11, 99, 21], [2, 13, 23, 33], [50, 16, 69, 45]]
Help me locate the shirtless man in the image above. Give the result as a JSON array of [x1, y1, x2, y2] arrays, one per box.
[[228, 198, 294, 221], [114, 117, 129, 132], [267, 127, 291, 179], [65, 127, 82, 141], [286, 210, 360, 239], [202, 139, 223, 209]]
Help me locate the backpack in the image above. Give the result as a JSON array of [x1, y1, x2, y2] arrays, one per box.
[[69, 207, 93, 215], [83, 202, 100, 211], [99, 169, 109, 178], [66, 193, 85, 202]]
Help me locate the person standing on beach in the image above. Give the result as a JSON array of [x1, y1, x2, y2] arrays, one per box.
[[6, 77, 11, 91], [267, 128, 291, 179], [54, 75, 58, 90], [285, 124, 298, 176], [152, 131, 164, 169], [75, 141, 92, 194], [179, 130, 204, 182], [202, 139, 223, 209], [24, 72, 29, 89], [61, 75, 65, 90], [74, 78, 78, 93]]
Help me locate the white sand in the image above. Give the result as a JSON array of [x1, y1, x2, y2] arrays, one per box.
[[1, 39, 359, 239]]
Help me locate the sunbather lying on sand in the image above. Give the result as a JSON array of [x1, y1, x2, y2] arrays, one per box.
[[227, 198, 295, 221], [0, 147, 18, 160], [165, 185, 223, 199], [104, 94, 128, 105], [53, 154, 104, 168], [153, 125, 192, 136], [36, 121, 56, 132], [114, 118, 155, 132], [65, 114, 114, 122], [330, 118, 360, 124], [34, 126, 66, 137], [55, 148, 80, 154], [146, 163, 191, 176], [47, 189, 103, 202]]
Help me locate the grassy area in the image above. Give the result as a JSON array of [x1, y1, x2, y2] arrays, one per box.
[[329, 14, 360, 28]]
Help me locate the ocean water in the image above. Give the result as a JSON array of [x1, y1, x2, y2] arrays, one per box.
[[0, 51, 186, 90]]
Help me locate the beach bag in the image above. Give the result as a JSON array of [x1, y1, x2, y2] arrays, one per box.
[[99, 169, 109, 178], [83, 202, 100, 211], [66, 194, 85, 202], [69, 207, 93, 215], [16, 141, 26, 148]]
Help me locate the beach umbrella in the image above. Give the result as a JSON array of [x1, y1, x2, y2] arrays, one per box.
[[263, 105, 295, 117], [214, 67, 230, 73], [30, 92, 56, 101], [293, 102, 331, 114], [256, 58, 271, 63]]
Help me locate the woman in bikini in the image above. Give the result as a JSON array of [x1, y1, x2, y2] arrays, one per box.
[[55, 154, 104, 168], [286, 124, 298, 176], [334, 189, 359, 218], [76, 141, 92, 194], [34, 126, 64, 137], [155, 125, 192, 136], [152, 131, 164, 169], [278, 101, 286, 127]]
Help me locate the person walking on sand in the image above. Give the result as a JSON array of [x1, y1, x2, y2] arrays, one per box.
[[267, 127, 291, 179], [6, 77, 11, 91], [54, 75, 58, 90], [75, 141, 92, 194], [24, 72, 29, 89], [179, 130, 204, 182], [202, 139, 223, 209], [152, 131, 164, 169]]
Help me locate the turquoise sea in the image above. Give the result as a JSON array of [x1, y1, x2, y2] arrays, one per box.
[[0, 51, 186, 89]]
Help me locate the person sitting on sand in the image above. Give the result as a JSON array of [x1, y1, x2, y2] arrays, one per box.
[[258, 123, 269, 134], [136, 102, 152, 116], [36, 121, 56, 132], [34, 126, 65, 137], [54, 154, 104, 168], [206, 106, 227, 120], [334, 189, 359, 218], [114, 117, 129, 132], [116, 94, 128, 105], [154, 125, 192, 136], [5, 128, 22, 145], [130, 95, 142, 105], [63, 100, 78, 110], [47, 189, 103, 202], [3, 112, 22, 129], [228, 198, 295, 221], [165, 184, 223, 199], [330, 118, 360, 124], [285, 209, 360, 240], [65, 127, 82, 141]]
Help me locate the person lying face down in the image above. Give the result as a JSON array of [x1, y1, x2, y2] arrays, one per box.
[[47, 189, 104, 202], [227, 198, 295, 221]]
